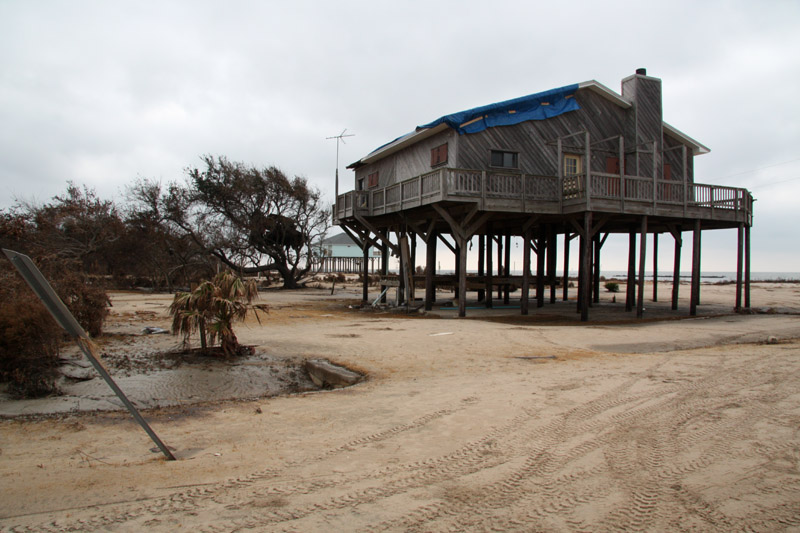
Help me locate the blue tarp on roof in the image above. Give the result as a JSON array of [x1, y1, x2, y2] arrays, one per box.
[[417, 83, 580, 135]]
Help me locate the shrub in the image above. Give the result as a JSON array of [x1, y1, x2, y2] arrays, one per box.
[[0, 295, 62, 397], [170, 271, 264, 357], [0, 257, 109, 398], [604, 281, 620, 293], [357, 273, 380, 285]]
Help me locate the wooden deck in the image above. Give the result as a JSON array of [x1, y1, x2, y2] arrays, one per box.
[[334, 167, 753, 227]]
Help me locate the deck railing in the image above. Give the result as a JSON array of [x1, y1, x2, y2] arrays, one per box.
[[333, 167, 753, 224]]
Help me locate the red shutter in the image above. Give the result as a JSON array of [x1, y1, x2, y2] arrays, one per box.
[[606, 157, 620, 174], [431, 143, 448, 166], [369, 172, 379, 188], [664, 163, 672, 180]]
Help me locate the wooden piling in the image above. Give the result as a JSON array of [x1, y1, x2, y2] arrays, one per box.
[[652, 233, 658, 302], [671, 226, 681, 310], [486, 225, 493, 308], [690, 220, 701, 316], [522, 228, 531, 315], [425, 232, 437, 311], [537, 227, 545, 308], [626, 227, 636, 312], [736, 223, 743, 311], [637, 216, 648, 318]]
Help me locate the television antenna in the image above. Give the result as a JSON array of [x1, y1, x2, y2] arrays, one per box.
[[327, 128, 355, 201]]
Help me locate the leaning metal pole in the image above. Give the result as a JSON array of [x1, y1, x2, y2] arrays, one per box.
[[3, 249, 176, 461]]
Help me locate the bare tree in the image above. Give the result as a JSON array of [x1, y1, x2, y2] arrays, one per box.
[[163, 156, 329, 289], [19, 182, 124, 274], [124, 179, 215, 290]]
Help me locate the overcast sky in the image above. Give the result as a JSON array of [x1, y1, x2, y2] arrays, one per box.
[[2, 0, 799, 273]]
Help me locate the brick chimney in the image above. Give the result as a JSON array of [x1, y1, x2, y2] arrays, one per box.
[[622, 69, 663, 177]]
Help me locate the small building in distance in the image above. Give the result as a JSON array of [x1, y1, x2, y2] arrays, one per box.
[[317, 232, 382, 273]]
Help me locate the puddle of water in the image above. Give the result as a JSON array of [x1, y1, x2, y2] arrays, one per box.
[[0, 352, 318, 416]]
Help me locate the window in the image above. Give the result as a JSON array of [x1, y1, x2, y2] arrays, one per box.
[[367, 172, 379, 188], [430, 143, 448, 167], [357, 177, 365, 190], [490, 150, 518, 169], [563, 154, 582, 176]]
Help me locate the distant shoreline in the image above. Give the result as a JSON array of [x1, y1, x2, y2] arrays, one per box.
[[392, 270, 800, 283]]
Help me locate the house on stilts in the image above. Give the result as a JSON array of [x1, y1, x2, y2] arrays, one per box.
[[316, 232, 383, 274], [333, 69, 754, 320]]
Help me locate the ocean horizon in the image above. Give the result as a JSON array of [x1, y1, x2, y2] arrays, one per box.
[[392, 270, 800, 282]]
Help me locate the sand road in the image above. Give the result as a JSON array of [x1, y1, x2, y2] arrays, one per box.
[[1, 282, 799, 531]]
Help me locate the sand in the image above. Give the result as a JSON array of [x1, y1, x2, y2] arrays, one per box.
[[1, 281, 800, 531]]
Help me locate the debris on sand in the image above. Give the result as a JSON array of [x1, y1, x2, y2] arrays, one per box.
[[142, 326, 169, 335], [304, 359, 362, 389]]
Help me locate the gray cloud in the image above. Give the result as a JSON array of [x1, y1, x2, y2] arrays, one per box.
[[1, 0, 798, 271]]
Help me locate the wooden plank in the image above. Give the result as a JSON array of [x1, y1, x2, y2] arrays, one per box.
[[745, 225, 751, 308], [362, 244, 369, 303], [496, 232, 503, 300], [548, 224, 557, 304], [486, 223, 493, 309], [477, 234, 485, 302], [580, 212, 592, 321], [671, 226, 681, 310], [637, 216, 648, 318], [626, 227, 636, 312], [354, 213, 398, 255], [736, 224, 743, 311], [690, 220, 701, 316], [432, 204, 465, 242], [457, 237, 467, 317], [504, 233, 511, 305], [380, 243, 389, 304], [521, 228, 531, 315], [437, 234, 456, 254], [592, 233, 600, 304], [652, 233, 658, 302], [562, 231, 570, 302], [399, 235, 414, 305], [425, 231, 437, 311], [537, 227, 546, 308]]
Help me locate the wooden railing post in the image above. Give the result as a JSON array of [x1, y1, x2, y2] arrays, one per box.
[[481, 170, 487, 210], [710, 186, 715, 219], [584, 131, 591, 210], [557, 138, 563, 212], [684, 180, 689, 217], [682, 145, 688, 217], [619, 135, 626, 212]]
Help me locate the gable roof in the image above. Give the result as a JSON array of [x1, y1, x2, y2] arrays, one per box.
[[321, 232, 360, 246], [418, 84, 580, 135], [348, 79, 708, 169]]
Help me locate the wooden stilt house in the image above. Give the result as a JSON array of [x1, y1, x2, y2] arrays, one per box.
[[317, 232, 382, 274], [334, 69, 753, 320]]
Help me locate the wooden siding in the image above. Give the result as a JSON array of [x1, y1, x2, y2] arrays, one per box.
[[354, 79, 698, 191], [622, 74, 663, 178], [663, 132, 694, 183], [456, 89, 629, 176], [354, 130, 456, 189], [355, 156, 395, 191]]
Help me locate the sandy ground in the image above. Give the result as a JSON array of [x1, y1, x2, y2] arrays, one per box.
[[1, 281, 800, 531]]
